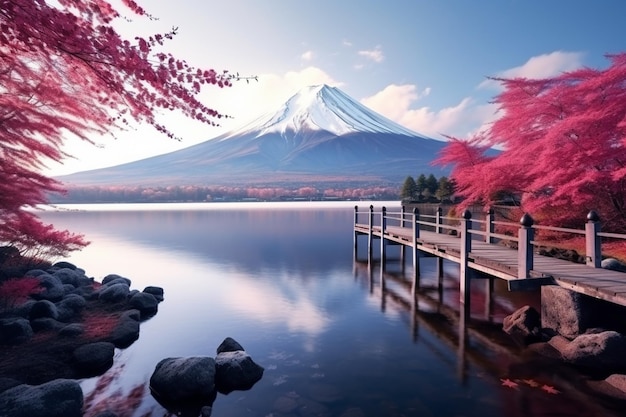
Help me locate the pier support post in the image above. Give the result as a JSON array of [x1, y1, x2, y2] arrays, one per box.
[[368, 205, 374, 264], [459, 210, 472, 312], [485, 207, 495, 244], [585, 210, 601, 268], [400, 206, 406, 268], [412, 207, 420, 293], [381, 206, 387, 268], [353, 206, 359, 261], [436, 206, 443, 234], [518, 213, 534, 279]]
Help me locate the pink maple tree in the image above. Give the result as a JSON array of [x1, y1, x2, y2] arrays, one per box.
[[437, 53, 626, 231], [0, 0, 239, 257]]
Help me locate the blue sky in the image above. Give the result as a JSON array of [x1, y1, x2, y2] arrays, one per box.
[[48, 0, 626, 175]]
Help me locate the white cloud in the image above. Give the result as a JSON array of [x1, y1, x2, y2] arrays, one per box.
[[361, 84, 498, 139], [358, 46, 384, 63], [478, 51, 585, 89], [301, 50, 314, 61], [342, 39, 352, 47]]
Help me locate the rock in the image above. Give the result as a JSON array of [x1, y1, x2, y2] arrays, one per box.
[[559, 331, 626, 371], [98, 283, 130, 303], [29, 300, 59, 320], [149, 356, 217, 404], [102, 274, 131, 287], [215, 350, 264, 393], [30, 318, 64, 332], [24, 269, 50, 278], [73, 342, 115, 376], [216, 337, 245, 354], [56, 294, 87, 321], [52, 261, 77, 270], [503, 305, 541, 345], [0, 379, 83, 417], [59, 323, 84, 337], [121, 309, 141, 322], [52, 268, 81, 287], [602, 258, 626, 273], [33, 274, 64, 302], [11, 300, 35, 318], [129, 292, 158, 316], [0, 318, 33, 345], [200, 406, 213, 417], [143, 286, 164, 301], [541, 285, 593, 338], [109, 315, 140, 348]]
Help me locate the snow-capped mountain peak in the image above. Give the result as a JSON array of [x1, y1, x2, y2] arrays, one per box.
[[224, 84, 420, 139]]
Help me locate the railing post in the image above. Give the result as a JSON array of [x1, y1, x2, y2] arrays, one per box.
[[381, 206, 387, 265], [436, 206, 443, 234], [459, 210, 472, 310], [518, 213, 534, 279], [485, 206, 495, 244], [585, 210, 601, 268], [368, 205, 374, 262], [401, 205, 406, 227]]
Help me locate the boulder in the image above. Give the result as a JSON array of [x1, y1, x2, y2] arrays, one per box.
[[102, 274, 131, 287], [0, 318, 33, 345], [59, 323, 84, 337], [502, 305, 541, 345], [56, 294, 87, 322], [217, 337, 245, 354], [30, 318, 64, 332], [149, 356, 217, 404], [0, 377, 21, 394], [143, 286, 164, 302], [541, 285, 593, 338], [559, 331, 626, 372], [73, 342, 115, 376], [129, 292, 158, 316], [215, 350, 264, 394], [52, 268, 81, 287], [52, 261, 77, 270], [121, 309, 141, 322], [98, 283, 130, 303], [602, 258, 626, 273], [109, 315, 139, 348], [33, 274, 64, 302], [29, 300, 59, 320], [0, 379, 83, 417]]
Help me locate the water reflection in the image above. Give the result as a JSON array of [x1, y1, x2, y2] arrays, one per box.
[[31, 203, 626, 417]]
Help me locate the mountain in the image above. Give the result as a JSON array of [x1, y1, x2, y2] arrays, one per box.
[[56, 85, 450, 187]]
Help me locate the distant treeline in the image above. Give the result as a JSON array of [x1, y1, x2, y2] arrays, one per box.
[[48, 184, 401, 203], [400, 174, 456, 203]]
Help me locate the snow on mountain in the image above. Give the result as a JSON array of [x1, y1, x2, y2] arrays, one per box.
[[56, 84, 450, 188], [223, 84, 420, 139]]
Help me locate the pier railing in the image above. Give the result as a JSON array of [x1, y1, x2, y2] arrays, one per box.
[[355, 205, 626, 280]]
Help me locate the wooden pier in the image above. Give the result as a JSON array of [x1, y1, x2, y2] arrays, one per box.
[[353, 205, 626, 311]]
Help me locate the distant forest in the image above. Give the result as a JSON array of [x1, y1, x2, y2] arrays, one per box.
[[48, 183, 401, 203]]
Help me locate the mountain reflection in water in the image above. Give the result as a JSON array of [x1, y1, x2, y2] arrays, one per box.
[[33, 202, 626, 417]]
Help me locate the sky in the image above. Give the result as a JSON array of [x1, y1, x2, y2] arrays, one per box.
[[46, 0, 626, 176]]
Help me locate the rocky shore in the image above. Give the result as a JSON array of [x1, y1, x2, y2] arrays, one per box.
[[0, 261, 264, 417]]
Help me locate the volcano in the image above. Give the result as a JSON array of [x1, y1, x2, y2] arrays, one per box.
[[56, 85, 450, 187]]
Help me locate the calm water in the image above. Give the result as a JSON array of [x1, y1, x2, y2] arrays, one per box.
[[36, 202, 623, 417]]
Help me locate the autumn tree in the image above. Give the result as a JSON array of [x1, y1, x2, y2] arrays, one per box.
[[437, 53, 626, 231], [0, 0, 238, 259]]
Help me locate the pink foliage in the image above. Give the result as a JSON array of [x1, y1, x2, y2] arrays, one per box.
[[437, 53, 626, 230], [0, 0, 239, 257], [0, 277, 42, 309]]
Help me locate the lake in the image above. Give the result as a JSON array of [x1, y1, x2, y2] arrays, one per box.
[[37, 201, 623, 417]]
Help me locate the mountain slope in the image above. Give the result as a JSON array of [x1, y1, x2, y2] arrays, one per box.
[[57, 85, 450, 187]]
